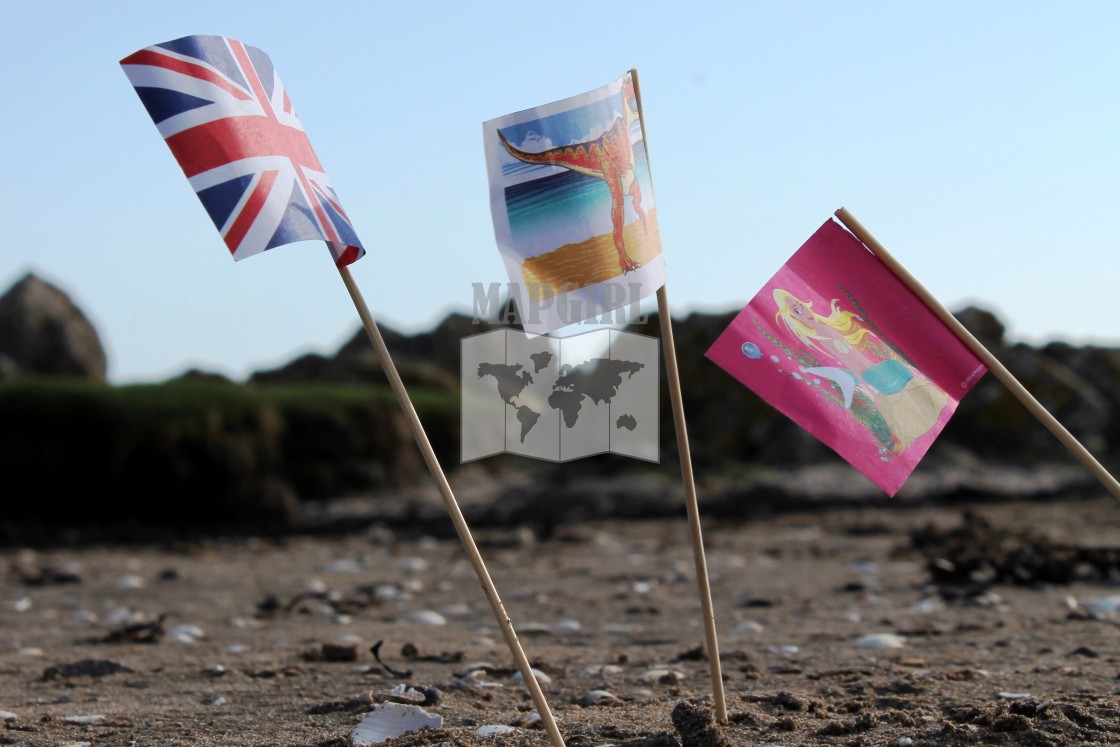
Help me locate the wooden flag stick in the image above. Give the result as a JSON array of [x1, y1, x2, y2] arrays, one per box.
[[630, 68, 727, 723], [336, 263, 567, 747], [657, 286, 729, 723], [834, 206, 1120, 504]]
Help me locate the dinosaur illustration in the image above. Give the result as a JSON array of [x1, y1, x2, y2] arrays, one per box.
[[497, 77, 647, 274]]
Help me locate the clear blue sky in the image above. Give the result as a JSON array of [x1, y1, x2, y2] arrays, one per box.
[[2, 2, 1116, 383]]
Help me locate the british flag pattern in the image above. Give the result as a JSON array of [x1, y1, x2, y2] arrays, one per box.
[[121, 35, 365, 266]]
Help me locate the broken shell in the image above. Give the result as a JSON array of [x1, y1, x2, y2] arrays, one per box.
[[349, 702, 442, 746], [168, 624, 205, 643], [477, 724, 517, 736], [384, 684, 442, 707], [456, 669, 503, 688], [64, 715, 105, 724], [579, 689, 620, 706]]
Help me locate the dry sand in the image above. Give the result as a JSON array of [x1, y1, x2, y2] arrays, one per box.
[[4, 494, 1120, 746]]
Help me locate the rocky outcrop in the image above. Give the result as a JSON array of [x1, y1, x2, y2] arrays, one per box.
[[257, 303, 1120, 479], [0, 379, 444, 539], [0, 274, 107, 381], [6, 264, 1120, 541], [248, 313, 487, 393]]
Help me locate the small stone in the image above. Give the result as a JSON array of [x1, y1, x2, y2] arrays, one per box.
[[0, 710, 15, 721], [399, 557, 429, 574], [327, 559, 362, 573], [168, 624, 205, 643], [511, 667, 551, 684], [321, 643, 359, 662], [857, 633, 905, 650], [731, 620, 763, 634], [638, 668, 684, 684], [553, 618, 582, 633], [477, 724, 517, 736], [398, 610, 446, 626], [519, 621, 553, 636]]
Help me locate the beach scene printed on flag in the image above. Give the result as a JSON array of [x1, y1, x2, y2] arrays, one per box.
[[706, 218, 986, 495], [120, 35, 364, 267], [483, 72, 666, 335]]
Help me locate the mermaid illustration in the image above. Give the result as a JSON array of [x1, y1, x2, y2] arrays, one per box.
[[772, 289, 949, 452]]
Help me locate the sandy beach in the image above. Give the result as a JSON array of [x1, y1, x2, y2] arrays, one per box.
[[4, 490, 1120, 746]]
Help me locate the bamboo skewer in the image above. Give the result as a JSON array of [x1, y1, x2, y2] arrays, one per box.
[[337, 262, 568, 747], [631, 68, 728, 723], [834, 206, 1120, 505]]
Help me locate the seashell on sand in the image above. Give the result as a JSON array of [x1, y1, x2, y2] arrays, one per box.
[[857, 633, 905, 650], [349, 702, 442, 746]]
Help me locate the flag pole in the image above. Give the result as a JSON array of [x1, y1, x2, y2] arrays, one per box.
[[834, 206, 1120, 505], [336, 262, 568, 747], [630, 68, 728, 724]]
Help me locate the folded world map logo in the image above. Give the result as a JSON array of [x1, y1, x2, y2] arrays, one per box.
[[461, 329, 659, 463]]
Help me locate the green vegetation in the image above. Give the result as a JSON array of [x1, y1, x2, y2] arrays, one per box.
[[0, 378, 457, 531]]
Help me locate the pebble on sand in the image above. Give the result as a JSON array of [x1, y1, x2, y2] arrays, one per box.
[[857, 633, 905, 649], [398, 610, 446, 626], [511, 667, 552, 685], [638, 668, 685, 684]]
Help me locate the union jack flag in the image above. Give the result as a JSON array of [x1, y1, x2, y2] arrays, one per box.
[[121, 35, 365, 266]]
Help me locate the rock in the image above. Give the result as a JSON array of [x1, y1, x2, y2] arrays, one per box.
[[0, 273, 106, 380], [954, 306, 1006, 350]]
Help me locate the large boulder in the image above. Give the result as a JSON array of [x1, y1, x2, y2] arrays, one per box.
[[0, 273, 107, 380]]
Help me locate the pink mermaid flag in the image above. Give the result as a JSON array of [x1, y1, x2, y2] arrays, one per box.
[[706, 218, 987, 495]]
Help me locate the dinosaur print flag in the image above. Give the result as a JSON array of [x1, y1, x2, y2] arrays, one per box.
[[483, 72, 666, 335], [705, 218, 987, 495], [120, 35, 364, 266]]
